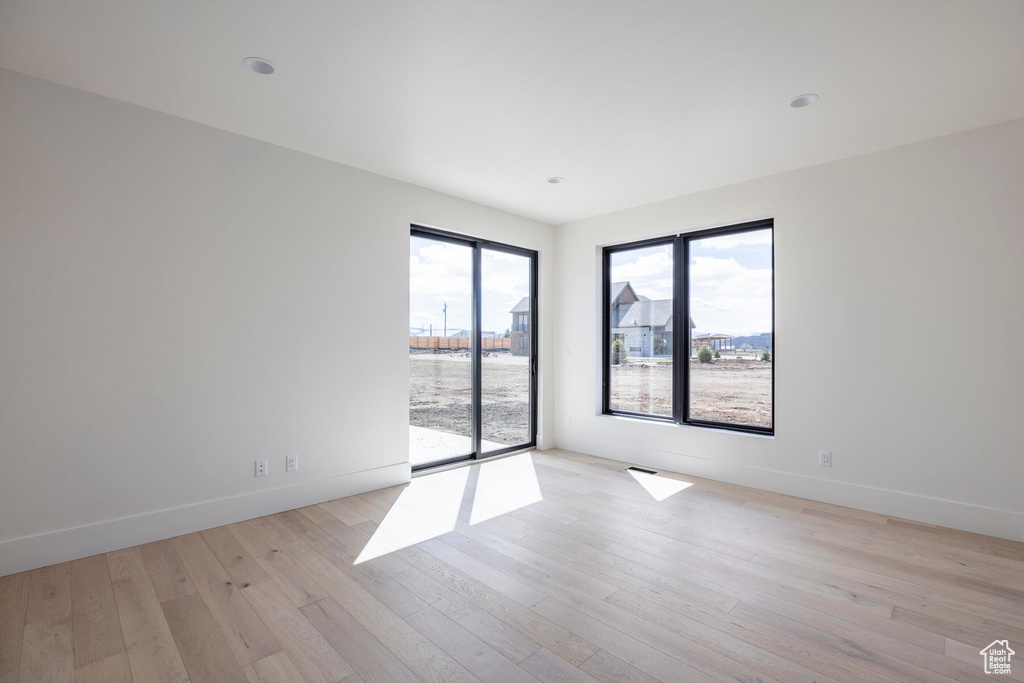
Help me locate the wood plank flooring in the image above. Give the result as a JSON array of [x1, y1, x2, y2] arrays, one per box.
[[2, 449, 1022, 682]]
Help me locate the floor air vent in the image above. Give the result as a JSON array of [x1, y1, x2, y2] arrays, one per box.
[[626, 466, 658, 475]]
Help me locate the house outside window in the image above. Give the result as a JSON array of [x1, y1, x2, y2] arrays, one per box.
[[510, 299, 530, 356], [603, 219, 774, 434]]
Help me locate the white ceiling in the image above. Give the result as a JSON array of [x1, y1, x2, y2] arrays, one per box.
[[2, 0, 1023, 225]]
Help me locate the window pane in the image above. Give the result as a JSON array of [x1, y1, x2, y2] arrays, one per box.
[[608, 243, 674, 416], [481, 249, 532, 451], [687, 228, 773, 428], [409, 235, 473, 466]]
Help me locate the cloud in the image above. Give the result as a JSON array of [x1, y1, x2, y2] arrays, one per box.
[[410, 239, 531, 334], [689, 256, 772, 335], [409, 242, 472, 297], [690, 255, 743, 281], [482, 250, 531, 332], [611, 247, 673, 300]]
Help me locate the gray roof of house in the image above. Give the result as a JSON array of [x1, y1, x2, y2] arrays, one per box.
[[510, 296, 530, 313], [609, 281, 696, 329], [609, 281, 635, 304], [611, 299, 673, 328]]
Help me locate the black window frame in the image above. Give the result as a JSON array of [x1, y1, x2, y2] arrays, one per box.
[[602, 218, 774, 436], [410, 225, 539, 471]]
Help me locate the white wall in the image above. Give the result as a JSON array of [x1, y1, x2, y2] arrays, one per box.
[[0, 69, 555, 575], [554, 118, 1024, 541], [2, 65, 1021, 578]]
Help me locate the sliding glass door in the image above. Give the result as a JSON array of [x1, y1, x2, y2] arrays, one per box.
[[409, 226, 537, 470]]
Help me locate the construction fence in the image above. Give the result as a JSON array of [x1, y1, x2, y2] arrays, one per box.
[[410, 336, 512, 351]]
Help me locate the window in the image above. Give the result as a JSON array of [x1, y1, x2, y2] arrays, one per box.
[[606, 241, 674, 416], [603, 219, 774, 434]]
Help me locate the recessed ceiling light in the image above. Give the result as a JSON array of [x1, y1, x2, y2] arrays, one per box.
[[789, 94, 819, 108], [547, 177, 564, 184], [243, 57, 275, 75]]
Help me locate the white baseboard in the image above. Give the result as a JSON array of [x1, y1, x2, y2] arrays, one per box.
[[0, 462, 411, 577], [556, 434, 1024, 543]]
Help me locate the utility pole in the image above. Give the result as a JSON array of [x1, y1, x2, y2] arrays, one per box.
[[442, 303, 448, 337]]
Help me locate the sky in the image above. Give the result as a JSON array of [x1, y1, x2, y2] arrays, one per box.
[[410, 229, 770, 339], [610, 229, 772, 336], [410, 237, 531, 335]]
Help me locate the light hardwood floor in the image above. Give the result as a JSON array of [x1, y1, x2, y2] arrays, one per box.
[[2, 449, 1023, 682]]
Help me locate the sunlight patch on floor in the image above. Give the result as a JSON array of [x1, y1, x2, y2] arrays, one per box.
[[355, 465, 469, 564], [356, 452, 544, 563], [628, 468, 693, 501], [469, 452, 542, 525]]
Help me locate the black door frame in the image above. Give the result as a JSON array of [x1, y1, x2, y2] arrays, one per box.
[[410, 225, 538, 471]]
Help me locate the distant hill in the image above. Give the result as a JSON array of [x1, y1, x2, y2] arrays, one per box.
[[730, 332, 773, 350]]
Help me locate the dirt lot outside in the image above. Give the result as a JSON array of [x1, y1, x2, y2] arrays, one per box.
[[409, 351, 531, 447], [411, 351, 772, 440], [610, 357, 772, 428]]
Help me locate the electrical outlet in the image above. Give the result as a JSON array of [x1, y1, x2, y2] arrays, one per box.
[[564, 415, 572, 427], [818, 450, 832, 467], [255, 459, 268, 477], [286, 454, 298, 472]]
